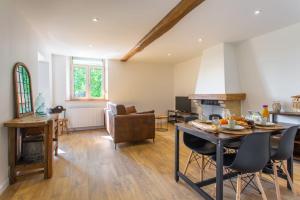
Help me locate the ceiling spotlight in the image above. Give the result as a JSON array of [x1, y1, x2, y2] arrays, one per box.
[[92, 18, 99, 22], [254, 10, 261, 15], [198, 38, 203, 43], [167, 53, 172, 56]]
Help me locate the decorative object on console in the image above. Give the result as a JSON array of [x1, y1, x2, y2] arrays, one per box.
[[49, 105, 65, 114], [13, 62, 34, 118], [292, 95, 300, 112], [35, 93, 47, 116], [272, 101, 282, 113]]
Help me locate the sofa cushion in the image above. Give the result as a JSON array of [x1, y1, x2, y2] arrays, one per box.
[[137, 110, 155, 114], [126, 106, 137, 114], [116, 105, 127, 115], [108, 103, 127, 115]]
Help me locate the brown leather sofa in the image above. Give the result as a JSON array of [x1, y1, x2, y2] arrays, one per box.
[[105, 102, 155, 148]]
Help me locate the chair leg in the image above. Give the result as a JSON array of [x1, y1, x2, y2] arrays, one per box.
[[255, 172, 267, 200], [65, 120, 69, 134], [183, 151, 193, 175], [281, 161, 296, 194], [200, 155, 205, 181], [259, 170, 263, 179], [54, 126, 58, 156], [55, 143, 58, 156], [236, 174, 242, 200], [273, 162, 282, 200]]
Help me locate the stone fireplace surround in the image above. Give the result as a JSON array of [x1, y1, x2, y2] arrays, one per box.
[[189, 93, 246, 117]]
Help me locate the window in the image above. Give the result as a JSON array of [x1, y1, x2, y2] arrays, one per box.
[[71, 57, 106, 100]]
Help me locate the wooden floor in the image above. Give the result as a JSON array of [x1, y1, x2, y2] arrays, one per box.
[[1, 125, 300, 200]]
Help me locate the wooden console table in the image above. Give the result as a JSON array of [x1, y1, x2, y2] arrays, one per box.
[[3, 114, 56, 184]]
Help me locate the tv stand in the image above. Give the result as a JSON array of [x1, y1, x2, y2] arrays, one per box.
[[168, 110, 198, 123]]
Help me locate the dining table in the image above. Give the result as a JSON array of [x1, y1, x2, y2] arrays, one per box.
[[174, 122, 294, 200]]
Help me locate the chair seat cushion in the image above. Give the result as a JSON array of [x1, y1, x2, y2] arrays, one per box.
[[211, 153, 237, 167], [224, 141, 241, 149], [191, 142, 217, 155]]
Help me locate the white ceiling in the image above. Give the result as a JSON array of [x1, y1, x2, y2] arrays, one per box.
[[16, 0, 300, 64]]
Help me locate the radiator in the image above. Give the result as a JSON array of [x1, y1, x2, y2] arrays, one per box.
[[67, 107, 104, 128]]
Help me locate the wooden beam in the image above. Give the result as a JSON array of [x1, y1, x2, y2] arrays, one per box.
[[121, 0, 205, 62], [189, 93, 246, 101]]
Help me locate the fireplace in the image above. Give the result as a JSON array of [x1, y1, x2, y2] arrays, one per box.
[[189, 93, 246, 117]]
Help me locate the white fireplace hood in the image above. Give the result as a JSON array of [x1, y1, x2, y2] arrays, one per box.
[[192, 43, 244, 98]]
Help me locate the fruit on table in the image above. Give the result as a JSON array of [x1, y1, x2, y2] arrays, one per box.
[[237, 121, 248, 127], [231, 116, 246, 121], [220, 119, 228, 125]]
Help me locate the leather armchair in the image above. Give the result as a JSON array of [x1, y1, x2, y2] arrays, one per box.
[[105, 102, 155, 148]]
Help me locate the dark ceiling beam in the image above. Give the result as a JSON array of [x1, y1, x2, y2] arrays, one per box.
[[121, 0, 205, 62]]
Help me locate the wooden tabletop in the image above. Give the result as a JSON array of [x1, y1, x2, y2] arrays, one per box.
[[175, 122, 289, 144], [3, 114, 55, 128]]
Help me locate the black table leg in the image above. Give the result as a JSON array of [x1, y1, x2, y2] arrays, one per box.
[[216, 140, 224, 200], [175, 127, 180, 182], [287, 156, 293, 190]]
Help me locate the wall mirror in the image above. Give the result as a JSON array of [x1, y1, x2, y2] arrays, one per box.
[[13, 62, 34, 118]]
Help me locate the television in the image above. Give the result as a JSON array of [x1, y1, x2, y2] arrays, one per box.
[[175, 96, 191, 113]]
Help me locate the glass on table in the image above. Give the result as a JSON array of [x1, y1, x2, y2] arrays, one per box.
[[222, 109, 231, 119], [212, 116, 221, 128]]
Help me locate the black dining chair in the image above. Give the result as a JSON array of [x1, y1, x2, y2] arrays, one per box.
[[213, 132, 270, 200], [183, 132, 217, 181], [270, 126, 298, 200]]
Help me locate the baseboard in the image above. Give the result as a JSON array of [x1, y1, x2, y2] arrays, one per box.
[[0, 178, 9, 195], [69, 125, 105, 132]]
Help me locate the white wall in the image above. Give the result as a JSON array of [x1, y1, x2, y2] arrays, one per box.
[[108, 60, 174, 114], [236, 22, 300, 123], [52, 56, 174, 127], [0, 0, 49, 194], [38, 61, 51, 107], [52, 54, 69, 106], [195, 44, 226, 94], [173, 56, 201, 112], [173, 56, 201, 97], [224, 43, 241, 93]]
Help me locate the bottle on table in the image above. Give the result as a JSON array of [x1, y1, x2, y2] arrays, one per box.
[[261, 105, 270, 122]]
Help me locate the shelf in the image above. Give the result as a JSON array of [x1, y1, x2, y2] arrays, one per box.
[[270, 111, 300, 117], [15, 159, 45, 171], [189, 93, 246, 101]]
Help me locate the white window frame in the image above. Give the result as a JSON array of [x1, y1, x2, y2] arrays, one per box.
[[70, 58, 106, 100]]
